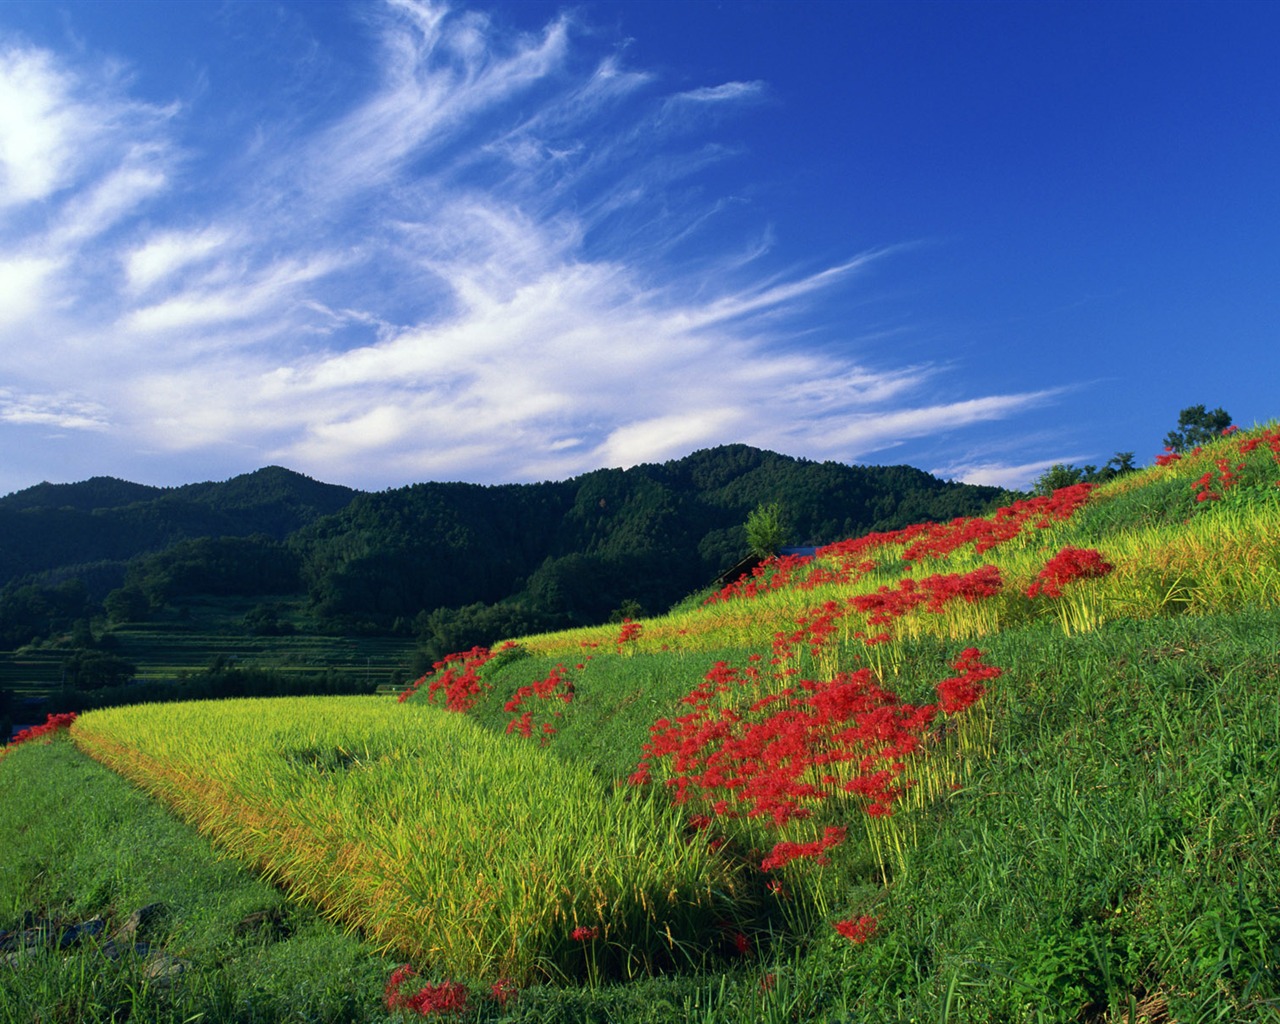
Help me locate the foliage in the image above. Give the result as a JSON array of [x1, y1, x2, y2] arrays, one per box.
[[745, 501, 787, 558], [61, 648, 138, 689], [11, 423, 1280, 1021], [1031, 451, 1136, 496], [0, 578, 91, 647], [123, 534, 302, 609], [1163, 403, 1232, 453]]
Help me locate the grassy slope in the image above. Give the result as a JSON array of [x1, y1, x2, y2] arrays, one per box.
[[4, 427, 1280, 1022]]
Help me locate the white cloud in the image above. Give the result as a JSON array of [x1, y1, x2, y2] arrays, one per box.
[[0, 48, 81, 206], [0, 388, 109, 431], [0, 254, 60, 328], [673, 81, 766, 104], [125, 227, 230, 293], [599, 409, 746, 468], [0, 0, 1064, 490]]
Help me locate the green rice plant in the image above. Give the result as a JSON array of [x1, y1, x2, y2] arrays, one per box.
[[70, 696, 744, 986]]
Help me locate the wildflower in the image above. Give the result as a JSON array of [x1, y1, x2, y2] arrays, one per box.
[[385, 967, 470, 1016], [571, 925, 599, 941], [5, 712, 77, 750], [1026, 547, 1114, 599], [489, 978, 517, 1007], [833, 915, 878, 944]]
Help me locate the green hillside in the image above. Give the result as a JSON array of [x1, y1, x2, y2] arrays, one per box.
[[1, 447, 1015, 717], [4, 423, 1277, 1022]]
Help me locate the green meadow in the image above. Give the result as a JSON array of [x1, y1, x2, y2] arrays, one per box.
[[3, 426, 1279, 1022]]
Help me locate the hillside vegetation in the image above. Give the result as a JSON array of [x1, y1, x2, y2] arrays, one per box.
[[1, 448, 1013, 733], [4, 423, 1276, 1022]]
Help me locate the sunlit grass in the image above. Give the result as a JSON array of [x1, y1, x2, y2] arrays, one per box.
[[72, 696, 742, 985]]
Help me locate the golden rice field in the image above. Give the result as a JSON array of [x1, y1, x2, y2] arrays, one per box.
[[72, 696, 740, 985]]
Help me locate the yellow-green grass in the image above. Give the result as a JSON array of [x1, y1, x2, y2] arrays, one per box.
[[71, 696, 742, 985], [517, 423, 1280, 665], [471, 425, 1280, 889]]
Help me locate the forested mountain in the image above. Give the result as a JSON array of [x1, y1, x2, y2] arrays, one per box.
[[0, 467, 357, 586], [1, 446, 1018, 655], [288, 445, 1017, 645]]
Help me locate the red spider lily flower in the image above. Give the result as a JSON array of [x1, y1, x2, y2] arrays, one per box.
[[833, 915, 878, 944], [761, 826, 847, 871], [7, 712, 77, 747], [385, 966, 470, 1016], [504, 665, 574, 740], [616, 618, 644, 650], [489, 978, 518, 1006], [401, 646, 498, 711], [936, 648, 1002, 715], [1026, 547, 1114, 599], [759, 972, 777, 992], [571, 925, 600, 941]]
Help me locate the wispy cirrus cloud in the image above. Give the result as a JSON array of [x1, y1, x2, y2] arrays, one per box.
[[0, 0, 1062, 495]]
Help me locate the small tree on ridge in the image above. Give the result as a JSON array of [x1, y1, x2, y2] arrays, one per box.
[[1164, 405, 1232, 453]]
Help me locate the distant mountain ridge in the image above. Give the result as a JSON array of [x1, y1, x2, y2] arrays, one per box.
[[0, 448, 1020, 647], [0, 467, 358, 586], [0, 466, 355, 514]]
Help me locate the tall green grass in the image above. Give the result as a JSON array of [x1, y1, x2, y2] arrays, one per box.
[[0, 737, 394, 1024], [13, 422, 1279, 1021]]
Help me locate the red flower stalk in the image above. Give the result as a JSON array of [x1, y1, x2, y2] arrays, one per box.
[[489, 978, 518, 1007], [385, 966, 470, 1017], [571, 925, 600, 941], [6, 712, 77, 748], [616, 618, 644, 649], [1026, 547, 1114, 599], [833, 915, 878, 944]]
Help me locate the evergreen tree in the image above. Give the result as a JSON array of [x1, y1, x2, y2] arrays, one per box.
[[1164, 405, 1232, 452]]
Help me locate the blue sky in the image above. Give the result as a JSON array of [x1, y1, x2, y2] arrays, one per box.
[[1, 0, 1276, 496]]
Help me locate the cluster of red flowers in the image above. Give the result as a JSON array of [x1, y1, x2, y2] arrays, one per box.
[[935, 646, 1002, 715], [771, 600, 846, 664], [399, 645, 502, 709], [5, 712, 77, 749], [760, 826, 848, 871], [489, 978, 517, 1007], [616, 618, 644, 651], [1025, 547, 1115, 599], [704, 553, 814, 604], [634, 647, 1002, 846], [1193, 427, 1280, 501], [1155, 447, 1193, 467], [849, 566, 1004, 626], [833, 915, 878, 944], [1190, 458, 1244, 503], [1237, 426, 1280, 461], [384, 965, 470, 1017], [708, 485, 1097, 607], [571, 925, 600, 941], [504, 664, 574, 743], [1154, 427, 1280, 499]]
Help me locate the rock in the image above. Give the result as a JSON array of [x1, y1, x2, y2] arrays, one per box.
[[233, 908, 291, 940], [113, 902, 165, 943], [57, 916, 105, 951], [141, 952, 189, 989]]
